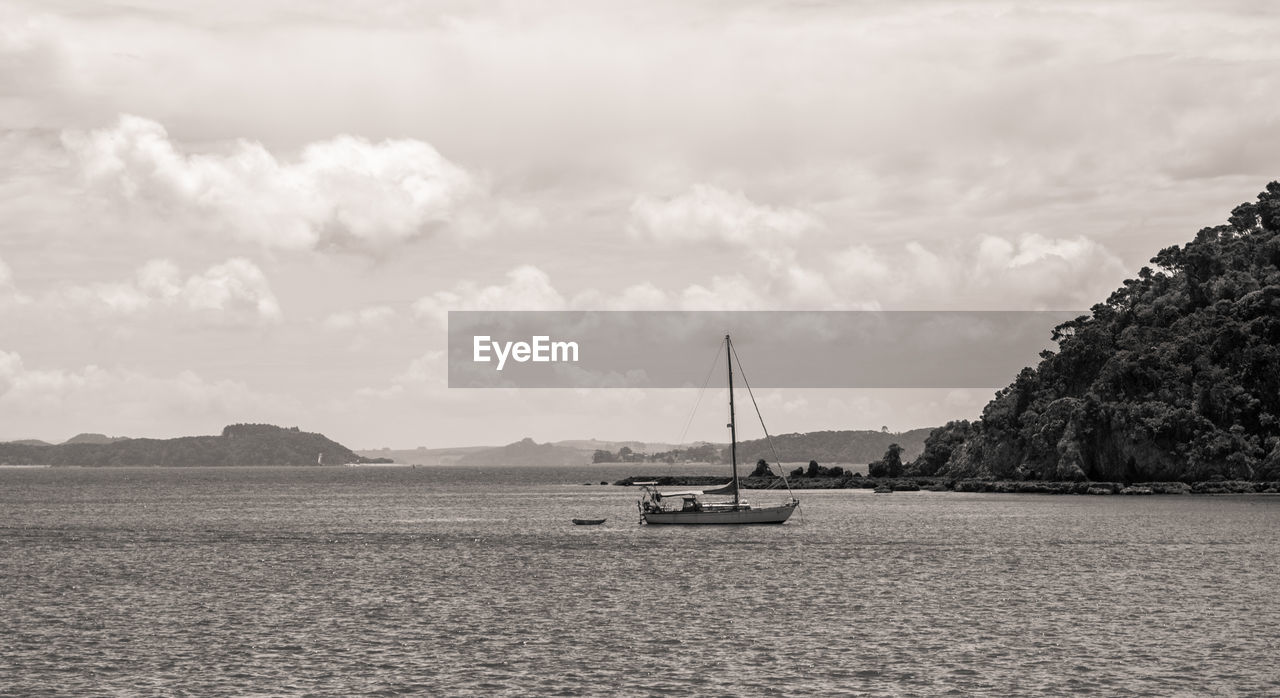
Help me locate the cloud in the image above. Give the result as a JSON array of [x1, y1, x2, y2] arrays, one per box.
[[0, 349, 295, 439], [411, 261, 855, 320], [831, 233, 1128, 309], [628, 184, 819, 247], [57, 257, 281, 322], [409, 229, 1125, 323], [0, 255, 30, 307], [355, 349, 446, 400], [323, 305, 397, 331], [0, 10, 80, 112], [412, 264, 567, 325], [569, 282, 670, 310], [61, 114, 490, 252], [0, 349, 20, 395]]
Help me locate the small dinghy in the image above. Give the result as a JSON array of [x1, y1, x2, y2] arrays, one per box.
[[572, 518, 606, 525]]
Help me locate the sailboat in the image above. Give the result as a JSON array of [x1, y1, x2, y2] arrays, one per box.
[[637, 334, 799, 525]]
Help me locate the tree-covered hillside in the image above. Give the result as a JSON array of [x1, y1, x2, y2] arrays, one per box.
[[0, 424, 381, 466], [733, 428, 932, 465], [911, 183, 1280, 482]]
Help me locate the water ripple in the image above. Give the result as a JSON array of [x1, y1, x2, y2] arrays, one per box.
[[1, 466, 1277, 695]]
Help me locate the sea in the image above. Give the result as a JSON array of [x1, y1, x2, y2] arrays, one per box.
[[2, 464, 1277, 696]]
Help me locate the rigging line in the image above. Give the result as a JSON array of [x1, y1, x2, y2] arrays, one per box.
[[729, 340, 797, 503], [676, 337, 726, 445]]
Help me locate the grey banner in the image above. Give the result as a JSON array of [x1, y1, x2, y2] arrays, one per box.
[[447, 310, 1082, 388]]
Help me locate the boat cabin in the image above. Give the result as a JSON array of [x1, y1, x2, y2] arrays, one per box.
[[636, 483, 752, 515]]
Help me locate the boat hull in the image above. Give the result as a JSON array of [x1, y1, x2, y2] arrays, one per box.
[[642, 502, 797, 525]]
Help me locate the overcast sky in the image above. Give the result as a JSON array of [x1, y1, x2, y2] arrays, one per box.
[[1, 0, 1277, 448]]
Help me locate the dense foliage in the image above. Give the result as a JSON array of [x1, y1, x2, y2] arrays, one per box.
[[0, 424, 377, 466], [787, 459, 846, 478], [591, 443, 721, 463], [867, 444, 905, 478], [906, 420, 973, 476], [912, 183, 1280, 482]]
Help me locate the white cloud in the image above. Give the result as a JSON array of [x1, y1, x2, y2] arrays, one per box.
[[677, 275, 773, 310], [412, 261, 859, 319], [411, 231, 1127, 316], [628, 184, 819, 247], [412, 264, 567, 325], [323, 305, 397, 331], [0, 349, 295, 439], [0, 255, 30, 307], [58, 257, 281, 322], [830, 233, 1128, 309], [569, 282, 670, 310], [355, 349, 447, 400], [61, 114, 486, 252], [0, 349, 21, 395]]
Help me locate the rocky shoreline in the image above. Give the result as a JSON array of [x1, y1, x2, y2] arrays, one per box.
[[614, 475, 1280, 494]]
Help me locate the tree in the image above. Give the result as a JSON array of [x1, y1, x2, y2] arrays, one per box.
[[908, 420, 973, 475], [868, 443, 904, 478], [884, 443, 904, 476], [750, 458, 773, 477], [806, 459, 822, 477], [592, 449, 615, 463]]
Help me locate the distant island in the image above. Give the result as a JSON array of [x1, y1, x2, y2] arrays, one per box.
[[456, 438, 587, 466], [355, 429, 933, 467], [0, 424, 392, 467], [356, 439, 697, 466], [588, 429, 930, 465]]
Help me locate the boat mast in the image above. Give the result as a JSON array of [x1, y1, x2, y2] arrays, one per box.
[[726, 334, 740, 507]]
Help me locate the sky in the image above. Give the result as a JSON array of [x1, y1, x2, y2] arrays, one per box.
[[1, 0, 1277, 448]]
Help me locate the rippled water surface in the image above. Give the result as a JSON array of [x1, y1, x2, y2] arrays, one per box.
[[3, 465, 1278, 696]]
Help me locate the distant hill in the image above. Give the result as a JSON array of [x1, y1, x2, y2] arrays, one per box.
[[358, 439, 721, 465], [63, 433, 130, 445], [455, 438, 591, 466], [3, 439, 53, 447], [552, 439, 699, 453], [359, 432, 933, 466], [0, 424, 384, 466], [355, 446, 489, 465], [732, 429, 934, 465]]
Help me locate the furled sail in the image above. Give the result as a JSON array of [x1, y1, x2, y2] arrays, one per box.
[[654, 481, 738, 498], [700, 480, 739, 496]]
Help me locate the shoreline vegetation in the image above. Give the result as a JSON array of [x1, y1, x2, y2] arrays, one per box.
[[613, 475, 1280, 495]]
